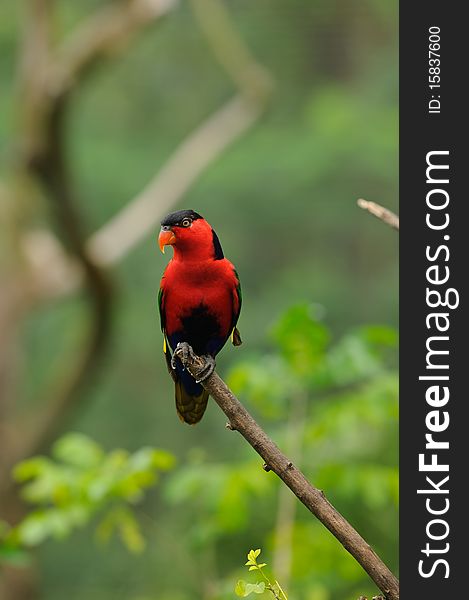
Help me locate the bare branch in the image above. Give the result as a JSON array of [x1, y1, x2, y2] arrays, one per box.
[[5, 0, 273, 466], [51, 0, 178, 99], [21, 92, 266, 289], [21, 0, 274, 287], [189, 0, 273, 100], [3, 0, 181, 465], [357, 199, 399, 231], [87, 94, 264, 266], [175, 347, 400, 600], [76, 0, 273, 267]]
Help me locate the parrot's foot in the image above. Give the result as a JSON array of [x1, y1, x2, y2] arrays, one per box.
[[195, 355, 216, 383], [172, 344, 215, 382], [172, 342, 197, 370]]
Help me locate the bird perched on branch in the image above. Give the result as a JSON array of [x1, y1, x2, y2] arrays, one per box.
[[157, 209, 242, 424]]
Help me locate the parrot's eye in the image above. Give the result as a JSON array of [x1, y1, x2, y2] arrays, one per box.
[[181, 218, 192, 228]]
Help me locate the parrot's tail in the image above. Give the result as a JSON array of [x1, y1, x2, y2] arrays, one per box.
[[175, 381, 209, 424], [163, 339, 210, 424], [173, 365, 209, 424]]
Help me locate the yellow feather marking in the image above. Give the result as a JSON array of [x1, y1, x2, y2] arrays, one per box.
[[163, 334, 167, 353], [230, 329, 234, 343]]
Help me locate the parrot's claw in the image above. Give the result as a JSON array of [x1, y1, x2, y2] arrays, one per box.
[[173, 344, 215, 381], [195, 355, 216, 383], [174, 342, 197, 369]]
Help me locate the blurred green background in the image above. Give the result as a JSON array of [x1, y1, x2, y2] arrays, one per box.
[[0, 1, 398, 599]]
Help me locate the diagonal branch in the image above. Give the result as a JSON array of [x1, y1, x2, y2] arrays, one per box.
[[3, 0, 179, 475], [189, 0, 273, 100], [175, 347, 400, 600], [51, 0, 178, 101], [21, 92, 267, 296], [87, 94, 265, 266], [6, 0, 273, 479], [357, 199, 399, 231], [86, 0, 274, 267], [21, 0, 273, 294]]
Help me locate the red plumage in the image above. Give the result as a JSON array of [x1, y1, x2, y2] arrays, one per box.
[[161, 259, 240, 344], [158, 210, 241, 424]]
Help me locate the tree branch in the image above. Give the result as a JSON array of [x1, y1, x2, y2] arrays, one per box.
[[87, 94, 265, 266], [175, 347, 400, 600], [2, 1, 178, 487], [189, 0, 273, 101], [22, 0, 273, 287], [20, 91, 267, 298], [50, 0, 177, 100], [357, 199, 399, 231], [4, 0, 180, 464]]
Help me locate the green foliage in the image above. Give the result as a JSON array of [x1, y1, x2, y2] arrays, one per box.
[[165, 453, 274, 544], [272, 304, 330, 376], [0, 0, 398, 595], [229, 307, 397, 599], [166, 305, 397, 599], [236, 549, 287, 599], [228, 304, 398, 411], [1, 306, 397, 599], [0, 434, 175, 564]]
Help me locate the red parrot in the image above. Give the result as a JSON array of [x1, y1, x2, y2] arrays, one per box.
[[157, 210, 242, 424]]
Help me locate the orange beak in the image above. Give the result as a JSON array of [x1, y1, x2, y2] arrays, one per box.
[[158, 228, 176, 253]]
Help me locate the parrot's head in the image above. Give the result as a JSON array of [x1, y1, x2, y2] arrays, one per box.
[[158, 209, 224, 260]]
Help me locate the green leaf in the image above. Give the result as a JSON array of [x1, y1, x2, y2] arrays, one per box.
[[128, 447, 173, 472], [117, 509, 145, 554], [246, 582, 265, 595], [235, 580, 266, 597], [271, 304, 330, 376], [359, 325, 398, 348], [7, 433, 176, 557], [52, 433, 103, 468], [248, 548, 261, 564], [13, 457, 52, 483], [16, 511, 55, 546], [235, 580, 247, 596]]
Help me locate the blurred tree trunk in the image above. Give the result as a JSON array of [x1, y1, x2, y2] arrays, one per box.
[[0, 2, 272, 598]]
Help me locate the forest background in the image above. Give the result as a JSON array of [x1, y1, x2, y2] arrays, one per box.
[[0, 1, 398, 599]]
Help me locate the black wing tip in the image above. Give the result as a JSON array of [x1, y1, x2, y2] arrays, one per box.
[[232, 327, 242, 346], [211, 229, 224, 260]]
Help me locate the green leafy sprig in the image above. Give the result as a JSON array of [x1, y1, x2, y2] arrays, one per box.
[[235, 549, 288, 599]]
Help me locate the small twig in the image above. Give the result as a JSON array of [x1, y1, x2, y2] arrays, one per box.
[[357, 199, 399, 231], [175, 347, 399, 600]]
